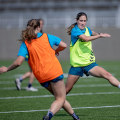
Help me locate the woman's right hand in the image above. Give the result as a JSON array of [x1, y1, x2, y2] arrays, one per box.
[[0, 66, 8, 74], [99, 33, 111, 38], [55, 51, 59, 56]]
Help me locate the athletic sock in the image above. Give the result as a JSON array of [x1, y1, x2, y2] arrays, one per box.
[[71, 113, 79, 120], [47, 111, 54, 120], [19, 77, 23, 83], [118, 84, 120, 88], [28, 83, 32, 88]]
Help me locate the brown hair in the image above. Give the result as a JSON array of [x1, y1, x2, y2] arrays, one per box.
[[67, 23, 77, 35], [37, 18, 44, 33], [67, 12, 88, 35], [20, 19, 40, 42]]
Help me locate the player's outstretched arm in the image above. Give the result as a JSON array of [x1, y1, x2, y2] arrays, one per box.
[[0, 56, 25, 74], [79, 32, 111, 42], [0, 66, 8, 74]]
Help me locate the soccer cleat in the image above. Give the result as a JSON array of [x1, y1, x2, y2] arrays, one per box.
[[26, 86, 38, 92], [15, 78, 21, 90], [43, 116, 50, 120]]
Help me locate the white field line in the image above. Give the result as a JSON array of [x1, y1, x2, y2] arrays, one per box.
[[0, 81, 40, 85], [0, 84, 111, 90], [74, 84, 111, 88], [0, 73, 116, 81], [0, 74, 23, 79], [0, 105, 120, 114], [0, 72, 111, 85], [0, 86, 43, 90], [0, 91, 120, 100]]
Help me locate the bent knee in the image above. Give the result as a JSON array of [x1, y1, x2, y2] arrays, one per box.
[[57, 97, 65, 105], [102, 72, 112, 79], [27, 71, 32, 75], [56, 95, 66, 102]]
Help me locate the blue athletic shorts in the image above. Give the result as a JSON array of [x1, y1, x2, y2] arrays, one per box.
[[41, 74, 64, 88], [69, 62, 98, 77]]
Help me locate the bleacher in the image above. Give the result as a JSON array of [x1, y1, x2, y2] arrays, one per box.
[[0, 0, 119, 11], [0, 0, 120, 28]]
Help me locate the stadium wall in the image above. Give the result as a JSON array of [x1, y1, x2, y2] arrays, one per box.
[[0, 27, 120, 61]]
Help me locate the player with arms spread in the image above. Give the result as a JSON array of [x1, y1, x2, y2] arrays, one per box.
[[66, 12, 120, 94]]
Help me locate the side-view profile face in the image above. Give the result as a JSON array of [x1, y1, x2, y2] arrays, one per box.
[[77, 15, 87, 30], [39, 19, 44, 29]]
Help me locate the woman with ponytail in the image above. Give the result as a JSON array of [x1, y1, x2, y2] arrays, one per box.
[[65, 12, 120, 94], [0, 19, 80, 120]]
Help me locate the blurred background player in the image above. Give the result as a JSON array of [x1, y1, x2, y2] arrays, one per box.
[[15, 18, 44, 91]]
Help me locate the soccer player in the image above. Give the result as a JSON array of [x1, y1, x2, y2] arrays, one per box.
[[0, 19, 80, 120], [66, 12, 120, 94], [15, 18, 44, 91]]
